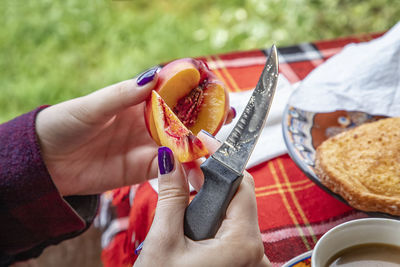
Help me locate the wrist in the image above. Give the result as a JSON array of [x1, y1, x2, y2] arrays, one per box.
[[35, 105, 71, 196]]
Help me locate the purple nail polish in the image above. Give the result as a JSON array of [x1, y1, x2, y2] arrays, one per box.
[[231, 107, 237, 119], [134, 241, 144, 255], [136, 66, 159, 86], [158, 147, 174, 175]]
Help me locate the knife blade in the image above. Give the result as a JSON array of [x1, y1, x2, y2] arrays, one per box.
[[184, 45, 279, 241]]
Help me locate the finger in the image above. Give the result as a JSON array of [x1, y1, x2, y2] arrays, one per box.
[[197, 130, 221, 155], [70, 67, 159, 124], [184, 130, 222, 191], [150, 147, 189, 236], [261, 255, 272, 267], [182, 161, 203, 191], [148, 129, 223, 190], [227, 171, 258, 223], [210, 172, 265, 266], [219, 171, 260, 235]]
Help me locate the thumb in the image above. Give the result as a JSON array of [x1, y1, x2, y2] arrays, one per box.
[[150, 147, 189, 236], [71, 66, 159, 123]]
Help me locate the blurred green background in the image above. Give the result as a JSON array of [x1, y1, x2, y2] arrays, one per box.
[[1, 0, 399, 122]]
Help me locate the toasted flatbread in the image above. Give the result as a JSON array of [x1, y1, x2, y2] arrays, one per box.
[[315, 117, 400, 215]]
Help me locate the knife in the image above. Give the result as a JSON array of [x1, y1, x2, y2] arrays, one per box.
[[184, 45, 279, 241]]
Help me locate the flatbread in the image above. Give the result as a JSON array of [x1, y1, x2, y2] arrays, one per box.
[[315, 117, 400, 215]]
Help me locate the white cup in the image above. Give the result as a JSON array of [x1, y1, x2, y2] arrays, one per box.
[[311, 218, 400, 267]]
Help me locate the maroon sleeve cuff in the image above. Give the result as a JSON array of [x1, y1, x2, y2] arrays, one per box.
[[0, 107, 98, 263]]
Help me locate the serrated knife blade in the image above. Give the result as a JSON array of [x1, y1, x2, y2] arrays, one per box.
[[184, 45, 279, 241], [212, 44, 279, 174]]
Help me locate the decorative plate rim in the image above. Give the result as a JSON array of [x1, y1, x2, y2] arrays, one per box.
[[281, 104, 348, 204], [281, 104, 400, 219], [281, 250, 312, 267]]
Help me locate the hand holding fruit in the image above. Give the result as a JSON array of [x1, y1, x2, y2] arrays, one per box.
[[36, 60, 234, 196], [36, 67, 161, 196]]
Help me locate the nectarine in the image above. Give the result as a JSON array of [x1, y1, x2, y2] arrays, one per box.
[[151, 91, 208, 162], [144, 58, 229, 162]]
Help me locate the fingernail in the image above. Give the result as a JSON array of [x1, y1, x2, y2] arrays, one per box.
[[158, 147, 174, 175], [136, 66, 159, 86], [231, 107, 237, 119], [134, 241, 144, 255], [200, 129, 216, 139]]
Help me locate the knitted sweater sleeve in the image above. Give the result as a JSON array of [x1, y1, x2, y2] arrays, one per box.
[[0, 107, 98, 265]]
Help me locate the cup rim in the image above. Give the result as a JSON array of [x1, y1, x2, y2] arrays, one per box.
[[311, 218, 400, 267]]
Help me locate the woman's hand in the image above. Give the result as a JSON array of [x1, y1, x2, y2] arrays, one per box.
[[134, 135, 271, 267], [36, 67, 235, 197], [36, 68, 161, 196]]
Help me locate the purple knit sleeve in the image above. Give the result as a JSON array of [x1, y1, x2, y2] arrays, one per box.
[[0, 107, 98, 264]]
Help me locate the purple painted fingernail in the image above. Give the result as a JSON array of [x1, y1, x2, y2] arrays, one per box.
[[158, 147, 174, 175], [231, 107, 237, 119], [136, 66, 159, 86], [134, 241, 144, 255]]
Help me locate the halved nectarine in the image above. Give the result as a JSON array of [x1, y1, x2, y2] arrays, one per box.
[[144, 58, 229, 162], [151, 91, 208, 162]]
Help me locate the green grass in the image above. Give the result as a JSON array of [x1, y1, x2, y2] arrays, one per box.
[[1, 0, 399, 122]]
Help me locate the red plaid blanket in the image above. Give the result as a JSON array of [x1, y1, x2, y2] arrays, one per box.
[[98, 32, 383, 267]]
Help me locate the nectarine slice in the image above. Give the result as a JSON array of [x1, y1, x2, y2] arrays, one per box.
[[151, 91, 208, 163], [144, 58, 229, 146]]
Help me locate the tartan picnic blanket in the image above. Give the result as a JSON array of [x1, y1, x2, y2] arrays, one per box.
[[97, 32, 383, 267]]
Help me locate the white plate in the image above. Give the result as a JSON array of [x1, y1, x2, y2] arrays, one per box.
[[281, 105, 398, 218]]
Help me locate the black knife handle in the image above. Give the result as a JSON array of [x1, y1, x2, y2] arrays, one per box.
[[184, 157, 243, 240]]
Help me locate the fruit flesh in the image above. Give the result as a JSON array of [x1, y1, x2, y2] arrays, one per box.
[[144, 58, 229, 146], [144, 58, 229, 162], [151, 91, 208, 162], [173, 84, 205, 128], [189, 82, 227, 135], [146, 65, 201, 145]]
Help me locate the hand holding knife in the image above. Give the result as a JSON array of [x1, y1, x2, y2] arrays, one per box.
[[184, 45, 279, 240]]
